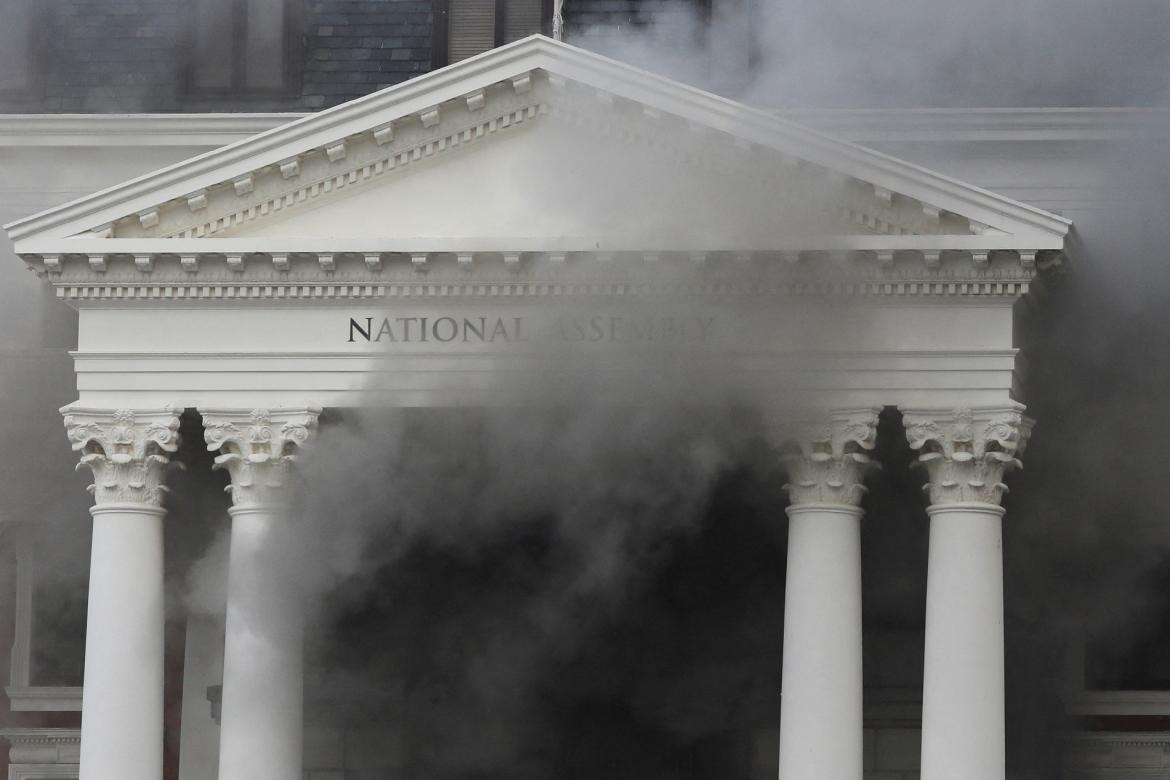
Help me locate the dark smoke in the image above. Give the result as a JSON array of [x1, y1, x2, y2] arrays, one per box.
[[3, 1, 1170, 777], [569, 2, 1170, 775], [296, 404, 767, 775], [282, 276, 836, 775]]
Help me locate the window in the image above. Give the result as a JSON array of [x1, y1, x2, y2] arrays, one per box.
[[5, 525, 85, 711], [0, 0, 40, 93], [433, 0, 551, 67], [184, 0, 301, 94], [1065, 601, 1170, 717]]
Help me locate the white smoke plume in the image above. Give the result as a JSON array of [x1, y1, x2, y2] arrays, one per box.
[[2, 0, 1170, 776]]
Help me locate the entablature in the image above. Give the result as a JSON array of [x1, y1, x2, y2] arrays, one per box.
[[2, 36, 1069, 417], [21, 246, 1055, 305]]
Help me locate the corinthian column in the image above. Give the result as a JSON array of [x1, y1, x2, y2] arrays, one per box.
[[201, 407, 320, 780], [774, 408, 878, 780], [62, 405, 181, 780], [903, 406, 1032, 780]]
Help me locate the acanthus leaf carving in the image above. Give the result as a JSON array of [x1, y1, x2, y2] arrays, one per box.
[[903, 406, 1033, 506], [201, 408, 320, 507], [61, 405, 181, 507], [771, 408, 881, 507]]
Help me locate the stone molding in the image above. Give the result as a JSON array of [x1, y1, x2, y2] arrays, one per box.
[[10, 47, 1070, 301], [9, 767, 80, 780], [2, 107, 1158, 149], [0, 728, 81, 779], [6, 39, 1070, 253], [46, 276, 1038, 304], [3, 687, 83, 712], [1064, 731, 1170, 776], [1068, 690, 1170, 717], [91, 87, 540, 243], [782, 107, 1170, 144], [29, 245, 1047, 277], [773, 408, 880, 506], [202, 408, 320, 507], [30, 247, 1049, 306], [60, 405, 181, 507], [161, 105, 543, 241], [0, 113, 300, 147], [902, 406, 1032, 506]]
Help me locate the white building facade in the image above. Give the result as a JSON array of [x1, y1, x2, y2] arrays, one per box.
[[3, 34, 1166, 780]]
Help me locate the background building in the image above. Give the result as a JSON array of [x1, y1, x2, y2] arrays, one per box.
[[1, 1, 1169, 779]]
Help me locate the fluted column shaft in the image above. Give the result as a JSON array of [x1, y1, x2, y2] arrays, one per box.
[[62, 405, 180, 780], [905, 406, 1031, 780], [202, 407, 319, 780], [775, 409, 878, 780]]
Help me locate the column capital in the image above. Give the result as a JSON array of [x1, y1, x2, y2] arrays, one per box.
[[61, 405, 181, 507], [902, 405, 1033, 506], [771, 407, 880, 507], [201, 407, 321, 508]]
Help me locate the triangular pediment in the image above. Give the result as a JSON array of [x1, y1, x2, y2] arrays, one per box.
[[7, 35, 1070, 260], [149, 102, 963, 247]]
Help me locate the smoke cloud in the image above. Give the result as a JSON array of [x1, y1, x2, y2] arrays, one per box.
[[260, 262, 857, 774], [571, 0, 1170, 109], [3, 0, 1170, 776], [264, 2, 1170, 775]]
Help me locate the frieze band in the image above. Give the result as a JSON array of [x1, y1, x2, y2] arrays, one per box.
[[347, 314, 718, 344]]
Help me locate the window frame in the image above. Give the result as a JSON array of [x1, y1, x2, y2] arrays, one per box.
[[431, 0, 555, 70], [179, 0, 304, 99], [0, 0, 48, 100], [3, 525, 83, 712], [1065, 626, 1170, 716]]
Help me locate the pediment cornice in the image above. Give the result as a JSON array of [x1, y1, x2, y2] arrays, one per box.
[[30, 247, 1052, 305], [6, 37, 1071, 255], [115, 85, 546, 241], [88, 75, 996, 245]]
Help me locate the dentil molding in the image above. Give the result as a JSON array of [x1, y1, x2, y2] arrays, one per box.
[[0, 728, 81, 779], [8, 40, 1071, 289], [1064, 731, 1170, 775]]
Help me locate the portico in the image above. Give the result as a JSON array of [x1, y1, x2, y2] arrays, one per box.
[[4, 36, 1069, 780]]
